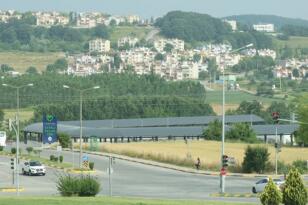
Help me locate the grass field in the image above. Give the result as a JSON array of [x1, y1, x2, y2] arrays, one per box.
[[0, 51, 65, 73], [109, 26, 152, 43], [274, 36, 308, 48], [0, 197, 256, 205], [3, 108, 34, 122], [100, 141, 308, 167]]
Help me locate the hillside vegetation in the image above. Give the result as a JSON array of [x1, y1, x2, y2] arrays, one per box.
[[225, 14, 308, 28], [155, 11, 231, 42], [155, 11, 273, 49]]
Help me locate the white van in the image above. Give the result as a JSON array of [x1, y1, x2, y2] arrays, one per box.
[[0, 131, 7, 147]]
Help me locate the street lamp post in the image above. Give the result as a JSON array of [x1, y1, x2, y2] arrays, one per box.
[[63, 85, 100, 168], [2, 83, 33, 196], [220, 43, 253, 193]]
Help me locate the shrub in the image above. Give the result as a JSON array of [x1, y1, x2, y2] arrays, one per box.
[[0, 146, 4, 151], [78, 175, 100, 197], [242, 146, 270, 173], [26, 147, 34, 155], [50, 155, 55, 161], [59, 155, 63, 163], [57, 175, 79, 196], [292, 160, 308, 174], [283, 168, 308, 205], [57, 174, 100, 197], [11, 147, 16, 154], [260, 178, 282, 205], [89, 162, 94, 170], [54, 157, 59, 162], [58, 133, 72, 148]]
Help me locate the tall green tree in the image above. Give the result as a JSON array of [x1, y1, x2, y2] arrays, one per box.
[[283, 168, 308, 205], [260, 178, 282, 205], [296, 94, 308, 145], [202, 119, 222, 141], [226, 123, 257, 143]]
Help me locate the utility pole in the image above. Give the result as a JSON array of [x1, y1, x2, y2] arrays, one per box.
[[2, 83, 33, 196]]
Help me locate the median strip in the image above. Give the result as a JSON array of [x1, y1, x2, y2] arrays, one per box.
[[0, 187, 25, 192]]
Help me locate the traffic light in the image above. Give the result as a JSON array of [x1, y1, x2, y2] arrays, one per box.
[[10, 158, 16, 170], [272, 112, 280, 124], [222, 155, 229, 167]]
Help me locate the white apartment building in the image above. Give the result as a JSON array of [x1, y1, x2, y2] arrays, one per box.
[[258, 49, 277, 60], [253, 24, 275, 32], [181, 62, 199, 80], [154, 39, 185, 52], [35, 12, 69, 26], [118, 37, 139, 48], [89, 39, 111, 53], [223, 20, 237, 31], [126, 15, 140, 24]]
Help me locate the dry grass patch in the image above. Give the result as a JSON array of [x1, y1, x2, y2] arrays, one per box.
[[100, 141, 308, 168], [0, 51, 65, 73], [3, 108, 34, 122]]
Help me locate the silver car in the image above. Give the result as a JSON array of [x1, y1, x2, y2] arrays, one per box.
[[252, 178, 285, 193]]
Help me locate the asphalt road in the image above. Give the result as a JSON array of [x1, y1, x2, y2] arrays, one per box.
[[0, 153, 260, 203]]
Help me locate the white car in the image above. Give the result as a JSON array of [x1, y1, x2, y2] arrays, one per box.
[[22, 161, 46, 176], [252, 178, 284, 193]]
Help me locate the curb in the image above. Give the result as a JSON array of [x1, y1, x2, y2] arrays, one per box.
[[210, 193, 259, 198], [66, 169, 97, 174], [0, 187, 25, 192]]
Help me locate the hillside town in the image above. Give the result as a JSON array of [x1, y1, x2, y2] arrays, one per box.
[[0, 10, 307, 81]]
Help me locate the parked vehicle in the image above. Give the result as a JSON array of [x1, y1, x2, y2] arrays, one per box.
[[0, 131, 6, 147], [252, 178, 284, 193], [22, 161, 46, 176]]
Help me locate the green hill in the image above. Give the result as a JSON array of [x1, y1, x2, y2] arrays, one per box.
[[155, 11, 231, 42]]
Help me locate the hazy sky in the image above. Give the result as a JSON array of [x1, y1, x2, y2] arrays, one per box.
[[1, 0, 307, 20]]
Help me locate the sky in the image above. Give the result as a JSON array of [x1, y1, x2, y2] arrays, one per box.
[[0, 0, 307, 20]]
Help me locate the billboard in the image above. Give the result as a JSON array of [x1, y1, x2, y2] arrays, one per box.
[[43, 114, 57, 144]]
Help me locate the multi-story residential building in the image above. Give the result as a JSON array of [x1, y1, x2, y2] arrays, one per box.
[[253, 24, 275, 32], [0, 10, 21, 23], [126, 15, 140, 24], [154, 39, 185, 52], [118, 37, 139, 48], [67, 55, 102, 76], [89, 39, 111, 53], [223, 20, 237, 31], [35, 12, 69, 26], [181, 62, 199, 80]]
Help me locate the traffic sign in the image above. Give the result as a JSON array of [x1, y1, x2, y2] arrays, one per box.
[[82, 155, 89, 161], [220, 167, 227, 176]]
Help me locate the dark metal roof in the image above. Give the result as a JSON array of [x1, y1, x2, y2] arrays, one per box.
[[252, 124, 299, 135], [23, 116, 298, 138], [54, 114, 264, 128]]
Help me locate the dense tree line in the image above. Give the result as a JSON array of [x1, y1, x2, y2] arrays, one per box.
[[155, 11, 232, 42], [232, 56, 275, 73], [155, 11, 273, 49], [223, 31, 273, 49], [32, 96, 215, 121], [0, 73, 206, 109], [281, 24, 308, 37], [226, 100, 295, 124], [0, 19, 109, 52], [225, 15, 308, 29]]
